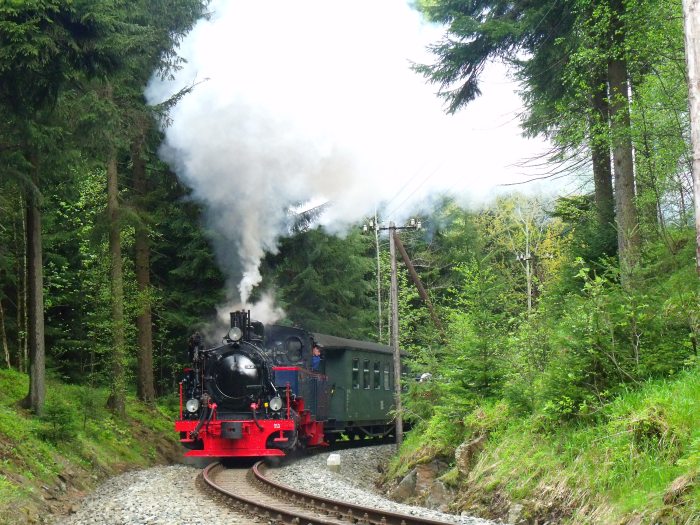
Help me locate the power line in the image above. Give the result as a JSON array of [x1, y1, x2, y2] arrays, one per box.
[[382, 160, 433, 210], [386, 161, 444, 218]]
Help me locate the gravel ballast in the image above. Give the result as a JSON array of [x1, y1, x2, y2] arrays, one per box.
[[52, 465, 254, 525], [269, 445, 497, 525]]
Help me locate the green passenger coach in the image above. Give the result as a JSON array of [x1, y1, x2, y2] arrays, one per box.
[[312, 333, 399, 441]]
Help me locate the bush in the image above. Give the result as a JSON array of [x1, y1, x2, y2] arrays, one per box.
[[38, 400, 79, 443]]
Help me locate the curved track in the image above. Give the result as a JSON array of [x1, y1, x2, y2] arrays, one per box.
[[202, 461, 452, 525]]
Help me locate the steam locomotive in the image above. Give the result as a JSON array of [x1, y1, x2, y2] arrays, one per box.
[[176, 311, 397, 457]]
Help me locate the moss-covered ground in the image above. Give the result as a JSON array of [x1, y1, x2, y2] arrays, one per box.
[[0, 369, 181, 525]]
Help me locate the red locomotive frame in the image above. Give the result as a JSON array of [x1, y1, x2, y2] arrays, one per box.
[[176, 366, 327, 457]]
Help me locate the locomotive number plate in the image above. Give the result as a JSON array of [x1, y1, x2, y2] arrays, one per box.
[[221, 422, 243, 439]]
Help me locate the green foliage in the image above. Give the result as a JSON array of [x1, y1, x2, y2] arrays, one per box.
[[550, 195, 617, 279], [391, 192, 698, 522], [37, 400, 79, 443], [0, 0, 83, 112], [414, 0, 573, 114], [445, 262, 507, 397], [0, 0, 215, 405], [463, 400, 512, 437]]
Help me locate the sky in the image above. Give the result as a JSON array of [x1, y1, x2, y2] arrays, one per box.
[[145, 0, 563, 317]]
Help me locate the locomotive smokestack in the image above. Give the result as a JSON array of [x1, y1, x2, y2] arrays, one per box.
[[230, 310, 251, 330]]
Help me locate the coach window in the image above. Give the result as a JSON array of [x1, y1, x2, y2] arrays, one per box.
[[363, 359, 370, 389], [374, 362, 381, 389], [352, 358, 359, 389], [384, 364, 390, 390]]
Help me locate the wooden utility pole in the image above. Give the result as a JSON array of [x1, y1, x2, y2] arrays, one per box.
[[525, 252, 532, 314], [374, 212, 383, 341], [364, 217, 423, 447], [517, 248, 533, 315], [682, 0, 700, 275], [389, 224, 403, 447]]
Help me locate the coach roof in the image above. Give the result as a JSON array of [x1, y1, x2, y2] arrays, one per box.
[[311, 333, 399, 355]]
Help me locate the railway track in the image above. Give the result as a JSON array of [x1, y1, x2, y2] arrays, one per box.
[[202, 460, 453, 525]]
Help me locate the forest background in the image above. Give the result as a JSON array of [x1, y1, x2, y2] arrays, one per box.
[[0, 0, 699, 523]]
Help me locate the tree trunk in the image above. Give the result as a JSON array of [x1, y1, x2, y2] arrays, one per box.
[[14, 192, 28, 372], [106, 144, 126, 416], [132, 132, 155, 404], [635, 94, 661, 232], [608, 0, 641, 283], [13, 194, 24, 370], [608, 56, 640, 278], [682, 0, 700, 276], [22, 192, 28, 372], [21, 157, 45, 415], [591, 71, 615, 233], [0, 298, 10, 368]]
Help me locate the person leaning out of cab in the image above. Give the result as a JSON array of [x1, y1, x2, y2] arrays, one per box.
[[311, 344, 322, 372]]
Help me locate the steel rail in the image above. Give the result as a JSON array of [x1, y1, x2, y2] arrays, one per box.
[[253, 461, 453, 525], [203, 461, 343, 524], [202, 460, 453, 525]]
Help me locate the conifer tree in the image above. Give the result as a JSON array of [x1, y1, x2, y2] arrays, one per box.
[[414, 0, 642, 279], [0, 1, 94, 414], [76, 0, 207, 413]]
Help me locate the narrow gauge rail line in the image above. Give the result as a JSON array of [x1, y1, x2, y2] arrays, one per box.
[[202, 461, 453, 525]]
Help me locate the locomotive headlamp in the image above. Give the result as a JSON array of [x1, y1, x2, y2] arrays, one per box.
[[185, 398, 200, 413], [228, 326, 243, 342], [269, 396, 283, 412]]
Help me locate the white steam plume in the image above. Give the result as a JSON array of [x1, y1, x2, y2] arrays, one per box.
[[146, 1, 552, 305]]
